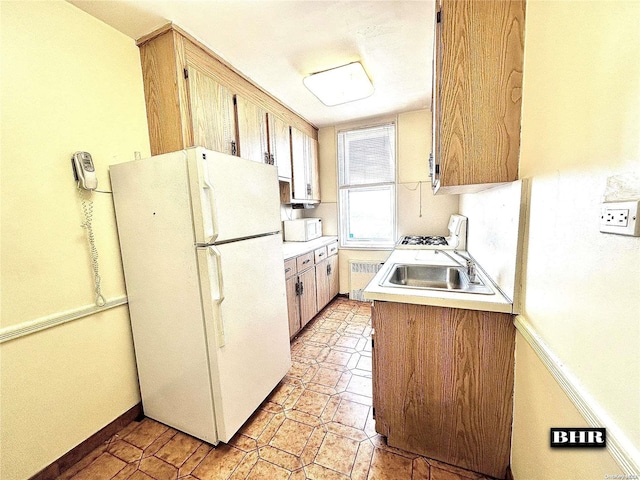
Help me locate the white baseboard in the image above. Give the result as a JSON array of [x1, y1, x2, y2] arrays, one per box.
[[514, 315, 639, 476]]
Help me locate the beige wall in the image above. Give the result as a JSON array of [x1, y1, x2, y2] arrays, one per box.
[[313, 110, 459, 293], [512, 333, 622, 478], [512, 1, 640, 477], [0, 2, 150, 478]]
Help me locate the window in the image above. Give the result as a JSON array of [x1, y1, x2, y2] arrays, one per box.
[[338, 122, 396, 249]]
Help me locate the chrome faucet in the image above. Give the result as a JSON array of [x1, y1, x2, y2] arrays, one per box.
[[465, 258, 477, 283], [434, 249, 479, 284]]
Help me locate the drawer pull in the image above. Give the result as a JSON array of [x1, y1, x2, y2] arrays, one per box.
[[302, 259, 310, 265], [285, 267, 291, 273]]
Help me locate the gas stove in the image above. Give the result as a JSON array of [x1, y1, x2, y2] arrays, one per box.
[[395, 215, 467, 250]]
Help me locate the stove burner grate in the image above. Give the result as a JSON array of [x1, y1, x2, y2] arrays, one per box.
[[399, 235, 449, 246]]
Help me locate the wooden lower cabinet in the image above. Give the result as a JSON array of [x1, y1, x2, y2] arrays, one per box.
[[283, 255, 319, 338], [285, 274, 300, 338], [315, 254, 338, 312], [284, 241, 339, 339], [298, 267, 317, 329], [371, 301, 515, 479]]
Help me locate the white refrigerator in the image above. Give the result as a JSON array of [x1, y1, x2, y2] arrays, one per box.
[[110, 147, 291, 444]]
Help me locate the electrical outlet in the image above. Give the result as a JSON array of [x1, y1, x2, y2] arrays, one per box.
[[600, 200, 640, 236]]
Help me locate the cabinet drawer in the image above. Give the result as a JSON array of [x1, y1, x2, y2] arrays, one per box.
[[296, 252, 314, 271], [314, 246, 328, 264], [327, 241, 338, 257], [284, 258, 297, 279]]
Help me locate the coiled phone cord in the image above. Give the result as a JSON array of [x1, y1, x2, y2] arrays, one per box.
[[78, 186, 106, 306]]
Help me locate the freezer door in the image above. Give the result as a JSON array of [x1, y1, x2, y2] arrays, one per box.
[[187, 147, 282, 244], [197, 234, 291, 442]]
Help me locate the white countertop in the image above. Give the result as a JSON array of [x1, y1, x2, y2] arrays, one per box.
[[282, 236, 338, 260], [363, 249, 513, 314]]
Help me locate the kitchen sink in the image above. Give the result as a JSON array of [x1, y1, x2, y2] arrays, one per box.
[[379, 263, 494, 295]]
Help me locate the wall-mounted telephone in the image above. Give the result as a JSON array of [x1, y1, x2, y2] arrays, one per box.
[[72, 151, 98, 190], [72, 150, 105, 306]]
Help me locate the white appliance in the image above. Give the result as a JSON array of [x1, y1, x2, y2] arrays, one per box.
[[396, 214, 468, 250], [284, 218, 322, 242], [110, 147, 291, 445]]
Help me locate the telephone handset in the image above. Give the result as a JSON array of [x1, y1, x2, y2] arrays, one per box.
[[72, 150, 105, 306], [72, 151, 98, 190]]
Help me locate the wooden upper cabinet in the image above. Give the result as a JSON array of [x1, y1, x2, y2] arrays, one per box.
[[235, 94, 269, 163], [137, 25, 317, 159], [267, 113, 292, 180], [187, 66, 237, 156], [432, 0, 525, 194], [291, 127, 320, 203]]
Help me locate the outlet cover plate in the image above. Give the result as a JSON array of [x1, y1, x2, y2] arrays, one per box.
[[600, 200, 640, 236]]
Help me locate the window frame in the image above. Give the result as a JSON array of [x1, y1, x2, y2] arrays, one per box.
[[336, 118, 398, 250]]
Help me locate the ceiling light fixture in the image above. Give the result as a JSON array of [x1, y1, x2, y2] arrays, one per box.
[[303, 62, 374, 107]]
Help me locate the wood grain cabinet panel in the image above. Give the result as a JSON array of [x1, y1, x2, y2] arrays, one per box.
[[291, 127, 320, 203], [432, 0, 525, 193], [187, 66, 237, 155], [137, 25, 317, 158], [296, 252, 314, 272], [268, 113, 293, 180], [284, 258, 300, 339], [372, 301, 515, 479], [315, 248, 339, 313], [235, 94, 269, 163], [315, 260, 330, 313], [327, 254, 339, 301], [297, 267, 317, 329]]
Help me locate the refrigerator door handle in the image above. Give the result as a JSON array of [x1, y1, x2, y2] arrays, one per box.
[[202, 175, 219, 244], [203, 246, 226, 347]]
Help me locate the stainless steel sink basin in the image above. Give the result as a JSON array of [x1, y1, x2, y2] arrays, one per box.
[[379, 263, 493, 295]]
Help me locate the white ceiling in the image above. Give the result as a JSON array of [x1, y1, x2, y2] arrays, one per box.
[[68, 0, 434, 129]]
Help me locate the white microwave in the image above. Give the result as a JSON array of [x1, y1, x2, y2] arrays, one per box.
[[284, 218, 322, 242]]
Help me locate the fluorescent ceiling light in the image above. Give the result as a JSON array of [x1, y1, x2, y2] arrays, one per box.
[[303, 62, 374, 107]]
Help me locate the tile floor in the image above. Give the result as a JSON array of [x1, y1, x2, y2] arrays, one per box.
[[58, 297, 495, 480]]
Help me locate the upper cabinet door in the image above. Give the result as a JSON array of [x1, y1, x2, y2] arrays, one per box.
[[267, 113, 292, 181], [307, 136, 320, 201], [291, 127, 320, 203], [235, 94, 269, 164], [290, 127, 307, 201], [186, 66, 237, 156], [433, 0, 524, 194]]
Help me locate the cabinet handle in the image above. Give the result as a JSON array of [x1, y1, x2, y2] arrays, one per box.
[[306, 183, 312, 196], [302, 259, 310, 265], [428, 153, 434, 179], [231, 141, 237, 156], [299, 281, 304, 295], [327, 264, 331, 275], [270, 153, 275, 165], [285, 267, 291, 274], [318, 252, 324, 257]]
